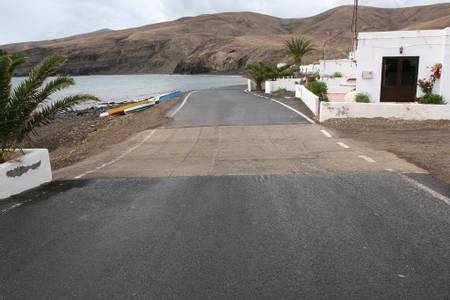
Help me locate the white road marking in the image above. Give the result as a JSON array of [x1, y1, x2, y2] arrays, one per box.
[[399, 173, 450, 206], [169, 91, 197, 117], [337, 142, 350, 149], [267, 98, 316, 124], [74, 130, 156, 179], [247, 91, 316, 124], [321, 130, 332, 138], [358, 155, 376, 163], [386, 168, 395, 172]]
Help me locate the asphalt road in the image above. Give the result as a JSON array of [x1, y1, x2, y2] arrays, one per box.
[[166, 86, 310, 127], [1, 86, 450, 299]]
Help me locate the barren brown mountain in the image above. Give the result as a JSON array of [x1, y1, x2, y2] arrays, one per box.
[[2, 4, 450, 75]]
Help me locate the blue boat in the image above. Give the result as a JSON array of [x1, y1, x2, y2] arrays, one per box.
[[158, 91, 182, 102]]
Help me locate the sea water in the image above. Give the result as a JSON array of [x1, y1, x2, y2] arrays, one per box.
[[12, 74, 246, 109]]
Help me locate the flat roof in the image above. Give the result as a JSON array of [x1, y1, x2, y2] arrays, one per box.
[[359, 27, 450, 40]]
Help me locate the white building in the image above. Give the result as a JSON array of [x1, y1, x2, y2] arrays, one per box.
[[319, 59, 356, 78], [356, 27, 450, 103], [300, 64, 320, 74]]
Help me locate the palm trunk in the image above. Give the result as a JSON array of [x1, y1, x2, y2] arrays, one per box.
[[256, 81, 262, 91]]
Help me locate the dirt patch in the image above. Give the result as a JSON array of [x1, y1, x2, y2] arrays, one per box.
[[23, 98, 180, 169], [324, 118, 450, 184]]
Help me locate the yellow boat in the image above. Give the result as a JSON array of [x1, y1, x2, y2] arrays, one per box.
[[106, 99, 150, 116]]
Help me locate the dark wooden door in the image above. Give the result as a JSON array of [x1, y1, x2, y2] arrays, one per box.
[[380, 57, 419, 102]]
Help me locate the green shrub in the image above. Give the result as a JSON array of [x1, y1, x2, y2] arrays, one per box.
[[332, 72, 343, 78], [246, 62, 294, 91], [418, 94, 446, 105], [355, 93, 370, 103], [307, 81, 328, 100]]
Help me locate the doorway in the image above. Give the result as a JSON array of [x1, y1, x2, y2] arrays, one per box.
[[380, 57, 419, 102]]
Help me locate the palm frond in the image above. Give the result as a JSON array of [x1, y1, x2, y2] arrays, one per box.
[[20, 94, 99, 139], [35, 76, 75, 104], [0, 54, 12, 108], [13, 76, 77, 130], [9, 52, 67, 111], [285, 37, 316, 66], [8, 53, 26, 73], [0, 51, 99, 162]]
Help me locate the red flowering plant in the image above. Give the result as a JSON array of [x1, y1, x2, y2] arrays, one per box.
[[431, 63, 442, 81], [417, 79, 434, 95], [416, 63, 445, 104]]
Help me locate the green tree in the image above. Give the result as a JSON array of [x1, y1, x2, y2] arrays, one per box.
[[0, 51, 99, 163], [285, 37, 316, 71], [246, 63, 268, 91], [246, 62, 294, 91]]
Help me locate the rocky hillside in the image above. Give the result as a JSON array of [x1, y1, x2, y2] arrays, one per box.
[[2, 4, 450, 75]]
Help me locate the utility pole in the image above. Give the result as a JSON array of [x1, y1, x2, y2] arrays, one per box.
[[352, 0, 359, 52]]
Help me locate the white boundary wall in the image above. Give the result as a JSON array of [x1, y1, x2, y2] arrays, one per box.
[[265, 78, 299, 94], [247, 79, 265, 91], [247, 79, 254, 91], [295, 85, 319, 116], [300, 64, 320, 74], [319, 102, 450, 122], [320, 59, 356, 77], [0, 149, 52, 199]]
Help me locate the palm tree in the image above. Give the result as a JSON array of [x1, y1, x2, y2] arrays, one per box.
[[246, 62, 295, 91], [246, 63, 269, 91], [0, 51, 99, 163], [285, 37, 316, 72]]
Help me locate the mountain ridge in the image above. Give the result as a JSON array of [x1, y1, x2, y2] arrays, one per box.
[[2, 4, 450, 75]]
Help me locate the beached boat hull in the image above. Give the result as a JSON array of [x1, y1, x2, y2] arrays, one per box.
[[106, 99, 149, 116], [124, 101, 156, 114], [159, 91, 182, 102], [102, 91, 181, 117]]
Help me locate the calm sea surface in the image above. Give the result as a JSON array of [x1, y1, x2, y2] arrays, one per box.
[[12, 74, 246, 109]]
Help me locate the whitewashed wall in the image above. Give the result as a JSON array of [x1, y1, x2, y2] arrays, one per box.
[[300, 64, 320, 74], [320, 59, 356, 77], [356, 28, 450, 103], [265, 78, 300, 94], [321, 77, 356, 88], [319, 102, 450, 122], [0, 149, 52, 199], [295, 85, 319, 116], [247, 79, 265, 91]]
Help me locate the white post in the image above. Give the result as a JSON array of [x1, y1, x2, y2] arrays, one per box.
[[265, 81, 272, 94], [439, 28, 450, 104]]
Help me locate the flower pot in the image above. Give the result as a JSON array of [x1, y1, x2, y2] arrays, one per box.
[[0, 149, 52, 199]]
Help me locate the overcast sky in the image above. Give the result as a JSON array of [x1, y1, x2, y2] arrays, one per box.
[[1, 0, 449, 44]]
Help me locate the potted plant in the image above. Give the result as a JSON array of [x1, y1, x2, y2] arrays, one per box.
[[0, 51, 98, 199]]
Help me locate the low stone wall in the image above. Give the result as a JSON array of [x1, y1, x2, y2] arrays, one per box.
[[319, 102, 450, 122]]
